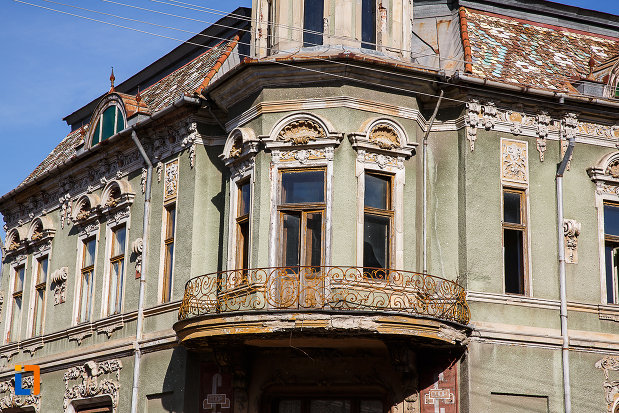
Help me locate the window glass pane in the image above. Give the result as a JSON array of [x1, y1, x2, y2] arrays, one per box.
[[239, 182, 251, 216], [310, 400, 351, 413], [38, 257, 48, 284], [101, 106, 117, 141], [303, 0, 324, 46], [92, 120, 101, 145], [305, 212, 322, 267], [361, 0, 376, 49], [283, 213, 301, 267], [605, 204, 619, 236], [606, 243, 619, 303], [278, 400, 302, 413], [504, 229, 524, 294], [85, 238, 96, 267], [364, 214, 390, 269], [163, 242, 174, 302], [503, 191, 521, 224], [34, 289, 45, 336], [15, 266, 24, 292], [80, 271, 92, 323], [281, 170, 324, 204], [110, 260, 124, 314], [238, 221, 249, 270], [166, 206, 176, 239], [360, 401, 383, 413], [365, 174, 390, 210], [115, 106, 125, 134], [11, 296, 22, 341], [113, 226, 126, 257]]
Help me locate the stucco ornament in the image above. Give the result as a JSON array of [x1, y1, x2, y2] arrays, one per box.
[[607, 159, 619, 178], [278, 119, 326, 145], [164, 159, 179, 202], [501, 139, 529, 184], [64, 359, 123, 412], [132, 237, 144, 275], [482, 102, 497, 130], [563, 219, 581, 264], [508, 110, 524, 135], [596, 356, 619, 412], [465, 99, 481, 151], [51, 266, 69, 305], [140, 167, 147, 194], [0, 377, 40, 412], [536, 112, 551, 161], [561, 113, 578, 171], [369, 124, 401, 149]]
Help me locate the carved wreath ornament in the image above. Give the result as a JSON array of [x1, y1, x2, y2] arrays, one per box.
[[64, 359, 123, 412], [278, 120, 325, 145]]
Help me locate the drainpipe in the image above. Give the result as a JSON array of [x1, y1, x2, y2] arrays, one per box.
[[130, 129, 153, 413], [557, 136, 574, 413], [423, 90, 444, 274]]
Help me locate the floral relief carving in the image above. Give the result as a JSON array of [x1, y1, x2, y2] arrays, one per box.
[[0, 376, 40, 412], [596, 356, 619, 412], [64, 359, 123, 412], [278, 120, 326, 145], [536, 112, 551, 162], [369, 124, 401, 149], [563, 219, 581, 264], [465, 100, 481, 151], [501, 139, 528, 184], [482, 102, 497, 130], [279, 149, 327, 164], [164, 159, 179, 201], [156, 161, 163, 182], [51, 267, 68, 305]]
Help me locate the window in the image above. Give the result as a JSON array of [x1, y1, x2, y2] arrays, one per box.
[[303, 0, 324, 47], [270, 397, 383, 413], [108, 226, 126, 314], [162, 204, 176, 302], [279, 169, 325, 270], [267, 0, 275, 53], [363, 172, 393, 278], [236, 181, 251, 272], [91, 105, 125, 145], [8, 265, 25, 342], [32, 256, 48, 336], [503, 188, 527, 294], [78, 238, 96, 323], [361, 0, 376, 49], [604, 202, 619, 303]]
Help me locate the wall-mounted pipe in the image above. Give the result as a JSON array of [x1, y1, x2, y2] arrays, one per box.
[[423, 90, 444, 275], [129, 129, 153, 413], [556, 135, 574, 413]]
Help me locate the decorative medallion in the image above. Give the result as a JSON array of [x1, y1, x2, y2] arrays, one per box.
[[369, 124, 400, 149], [278, 120, 325, 145], [607, 160, 619, 178], [164, 159, 179, 202], [501, 139, 528, 184]]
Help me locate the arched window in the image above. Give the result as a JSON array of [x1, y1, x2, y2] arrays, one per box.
[[91, 105, 125, 146]]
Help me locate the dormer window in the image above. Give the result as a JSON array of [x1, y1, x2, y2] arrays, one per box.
[[91, 105, 125, 146]]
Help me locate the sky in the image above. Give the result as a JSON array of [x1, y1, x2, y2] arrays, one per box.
[[0, 0, 618, 242]]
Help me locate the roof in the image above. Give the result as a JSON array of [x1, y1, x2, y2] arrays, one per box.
[[460, 7, 619, 91], [12, 35, 239, 193]]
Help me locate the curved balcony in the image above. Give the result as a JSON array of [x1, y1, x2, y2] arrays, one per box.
[[175, 266, 470, 347]]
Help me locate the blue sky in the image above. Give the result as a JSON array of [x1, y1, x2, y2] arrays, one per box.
[[0, 0, 618, 241]]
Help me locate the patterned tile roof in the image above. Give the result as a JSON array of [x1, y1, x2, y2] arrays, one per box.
[[15, 36, 239, 192], [461, 7, 619, 91]]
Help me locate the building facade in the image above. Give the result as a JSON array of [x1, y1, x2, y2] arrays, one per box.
[[1, 0, 619, 412]]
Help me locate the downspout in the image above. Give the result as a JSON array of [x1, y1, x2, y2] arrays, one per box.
[[557, 136, 574, 413], [130, 129, 153, 413], [423, 90, 444, 274]]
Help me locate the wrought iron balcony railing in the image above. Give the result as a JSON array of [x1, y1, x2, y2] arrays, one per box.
[[178, 266, 470, 325]]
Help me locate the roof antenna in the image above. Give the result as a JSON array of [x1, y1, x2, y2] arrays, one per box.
[[110, 66, 116, 92]]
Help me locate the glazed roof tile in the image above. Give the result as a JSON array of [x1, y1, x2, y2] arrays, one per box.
[[15, 37, 238, 192], [461, 7, 619, 91]]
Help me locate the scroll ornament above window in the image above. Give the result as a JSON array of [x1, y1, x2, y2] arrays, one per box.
[[3, 227, 28, 256], [27, 216, 55, 250], [349, 118, 417, 169], [220, 128, 260, 167], [588, 151, 619, 196]]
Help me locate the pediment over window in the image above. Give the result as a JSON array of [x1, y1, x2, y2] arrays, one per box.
[[588, 151, 619, 195], [349, 118, 417, 158], [4, 227, 27, 254], [221, 127, 259, 166], [101, 179, 134, 214], [27, 215, 55, 244], [72, 194, 101, 224], [264, 113, 343, 152]]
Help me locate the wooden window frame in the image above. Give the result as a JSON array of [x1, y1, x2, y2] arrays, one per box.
[[502, 187, 529, 295], [78, 237, 96, 323], [278, 168, 326, 268], [363, 171, 394, 278], [604, 201, 619, 304], [31, 256, 48, 337], [108, 225, 126, 315], [162, 203, 176, 303], [8, 265, 25, 342], [236, 180, 251, 273]]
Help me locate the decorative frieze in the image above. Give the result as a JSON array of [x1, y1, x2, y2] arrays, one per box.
[[0, 376, 40, 412], [501, 139, 529, 184], [563, 219, 581, 264], [64, 359, 123, 412], [596, 356, 619, 413], [278, 148, 327, 164], [51, 267, 68, 305]]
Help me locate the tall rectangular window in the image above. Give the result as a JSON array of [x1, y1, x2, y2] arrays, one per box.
[[604, 202, 619, 303], [363, 172, 393, 278], [32, 256, 48, 336], [303, 0, 324, 47], [279, 169, 325, 270], [9, 265, 25, 342], [236, 181, 251, 272], [108, 225, 126, 315], [503, 188, 527, 294], [79, 238, 96, 323], [162, 204, 176, 303], [361, 0, 376, 49]]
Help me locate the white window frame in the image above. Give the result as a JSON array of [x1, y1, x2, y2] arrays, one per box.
[[102, 218, 130, 317], [226, 163, 255, 272], [4, 256, 27, 344], [73, 224, 100, 325], [158, 158, 180, 303], [27, 252, 50, 338]]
